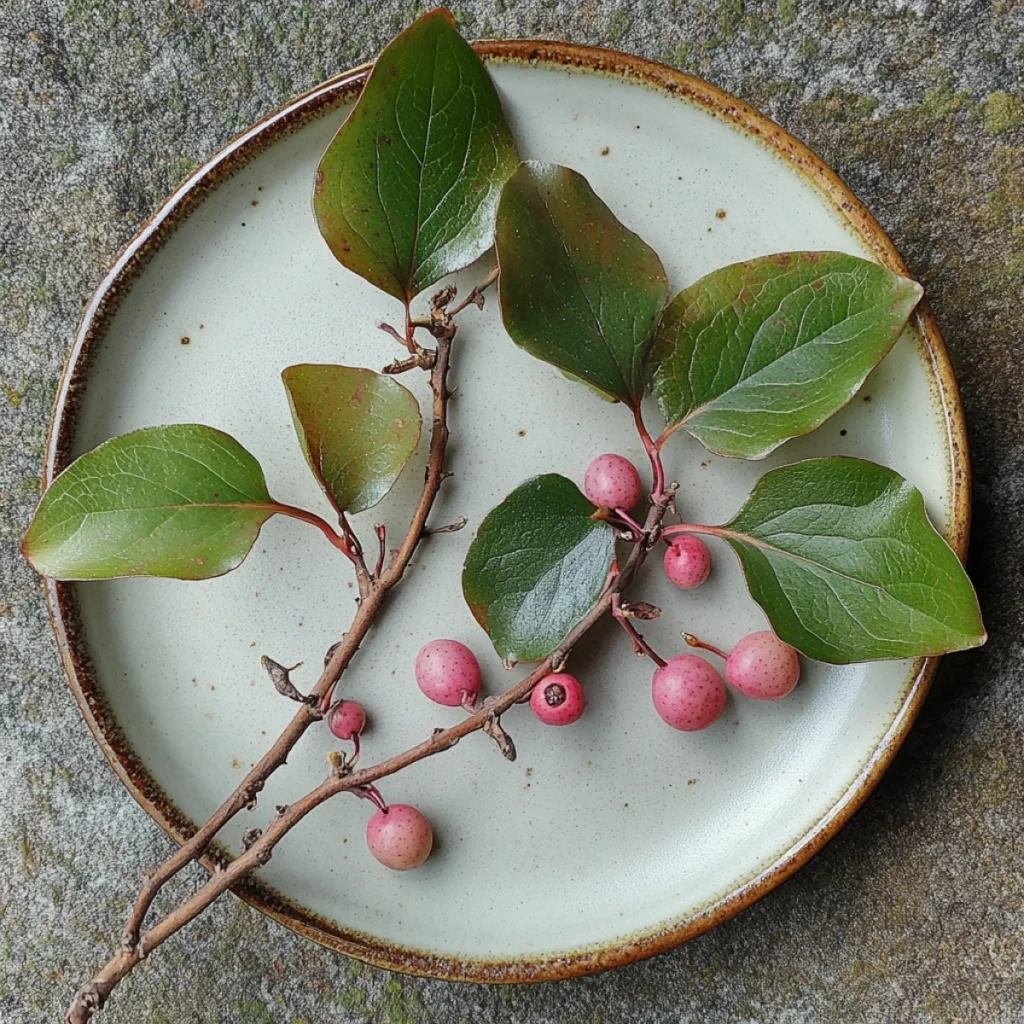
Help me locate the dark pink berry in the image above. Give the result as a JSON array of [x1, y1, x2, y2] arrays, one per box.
[[651, 655, 726, 731], [529, 673, 586, 726], [726, 631, 800, 700], [583, 453, 642, 509], [415, 639, 481, 707], [663, 535, 712, 589], [365, 804, 433, 871], [327, 700, 366, 740]]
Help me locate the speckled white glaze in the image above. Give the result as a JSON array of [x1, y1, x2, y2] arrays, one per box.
[[64, 60, 955, 966]]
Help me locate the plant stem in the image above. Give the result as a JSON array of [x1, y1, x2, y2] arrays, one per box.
[[273, 504, 354, 559], [66, 479, 675, 1024], [683, 633, 728, 661], [633, 405, 665, 501], [611, 592, 667, 667], [77, 331, 455, 1006]]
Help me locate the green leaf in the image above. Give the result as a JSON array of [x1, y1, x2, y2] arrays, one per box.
[[495, 161, 669, 406], [688, 457, 986, 663], [313, 9, 519, 302], [282, 364, 421, 514], [462, 474, 616, 664], [22, 425, 277, 581], [650, 252, 924, 459]]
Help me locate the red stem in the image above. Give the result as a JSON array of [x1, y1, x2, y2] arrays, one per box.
[[274, 504, 353, 559], [633, 405, 665, 501], [613, 507, 646, 536], [612, 593, 667, 667], [684, 633, 728, 660]]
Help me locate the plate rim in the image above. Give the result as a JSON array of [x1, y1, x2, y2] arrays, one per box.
[[40, 40, 971, 982]]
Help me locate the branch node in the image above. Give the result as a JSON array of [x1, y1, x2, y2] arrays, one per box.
[[482, 714, 517, 761], [241, 828, 263, 852], [275, 804, 289, 816], [327, 750, 351, 777], [423, 515, 467, 537]]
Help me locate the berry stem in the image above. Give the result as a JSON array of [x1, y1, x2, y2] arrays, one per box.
[[684, 632, 728, 661], [612, 592, 667, 667], [613, 507, 646, 537], [356, 784, 388, 814]]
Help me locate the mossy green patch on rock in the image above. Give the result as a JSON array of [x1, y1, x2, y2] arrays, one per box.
[[984, 91, 1024, 135]]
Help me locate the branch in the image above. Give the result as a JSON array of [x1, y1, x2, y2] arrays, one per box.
[[66, 479, 674, 1024], [89, 331, 455, 987]]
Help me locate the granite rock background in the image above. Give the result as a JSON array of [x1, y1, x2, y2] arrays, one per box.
[[1, 2, 1022, 1022]]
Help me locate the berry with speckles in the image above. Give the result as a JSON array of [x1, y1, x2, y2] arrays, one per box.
[[327, 700, 366, 740], [651, 655, 726, 731], [530, 673, 586, 725], [726, 631, 800, 700], [366, 804, 433, 870], [415, 639, 481, 706], [663, 535, 712, 589], [583, 453, 642, 509]]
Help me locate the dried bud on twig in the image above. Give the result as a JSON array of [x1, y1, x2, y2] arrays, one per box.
[[482, 714, 517, 762], [423, 516, 467, 537], [261, 656, 306, 702], [241, 828, 262, 851], [621, 601, 662, 621]]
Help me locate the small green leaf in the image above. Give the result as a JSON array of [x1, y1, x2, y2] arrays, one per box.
[[495, 161, 669, 406], [690, 457, 985, 663], [313, 9, 519, 301], [650, 252, 924, 459], [462, 474, 616, 664], [282, 364, 421, 514], [22, 425, 277, 580]]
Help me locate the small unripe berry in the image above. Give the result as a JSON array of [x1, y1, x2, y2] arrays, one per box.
[[415, 639, 481, 707], [366, 804, 433, 871], [530, 673, 586, 726], [663, 535, 712, 589], [327, 700, 366, 740], [726, 631, 800, 700], [651, 655, 726, 731], [583, 453, 642, 510]]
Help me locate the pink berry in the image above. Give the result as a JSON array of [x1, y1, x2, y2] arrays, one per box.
[[365, 804, 433, 871], [663, 535, 712, 589], [530, 673, 586, 725], [583, 453, 642, 509], [725, 631, 800, 700], [415, 640, 481, 707], [326, 700, 366, 740], [651, 655, 726, 731]]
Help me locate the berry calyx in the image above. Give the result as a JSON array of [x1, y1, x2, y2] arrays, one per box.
[[415, 639, 481, 707], [326, 700, 366, 740], [651, 654, 726, 731], [365, 803, 433, 871], [725, 631, 800, 700], [583, 453, 642, 510], [663, 534, 712, 589], [529, 673, 586, 726]]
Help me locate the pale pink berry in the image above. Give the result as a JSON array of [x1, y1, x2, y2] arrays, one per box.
[[365, 804, 433, 871], [327, 700, 366, 740], [415, 640, 481, 707], [530, 673, 585, 725], [726, 631, 800, 700], [651, 655, 726, 731], [663, 535, 712, 589], [583, 453, 642, 509]]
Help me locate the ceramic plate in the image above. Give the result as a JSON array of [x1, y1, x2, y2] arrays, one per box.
[[45, 43, 968, 981]]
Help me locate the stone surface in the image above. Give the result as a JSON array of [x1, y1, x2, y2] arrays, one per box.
[[2, 2, 1023, 1022]]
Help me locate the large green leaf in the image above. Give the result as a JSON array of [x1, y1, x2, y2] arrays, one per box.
[[684, 457, 985, 663], [22, 425, 277, 580], [462, 474, 616, 664], [650, 252, 924, 459], [313, 9, 519, 301], [495, 161, 669, 406], [282, 364, 421, 514]]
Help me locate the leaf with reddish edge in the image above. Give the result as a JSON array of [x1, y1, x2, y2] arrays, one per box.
[[649, 251, 924, 459], [282, 364, 421, 515], [313, 9, 519, 302], [495, 161, 669, 407]]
